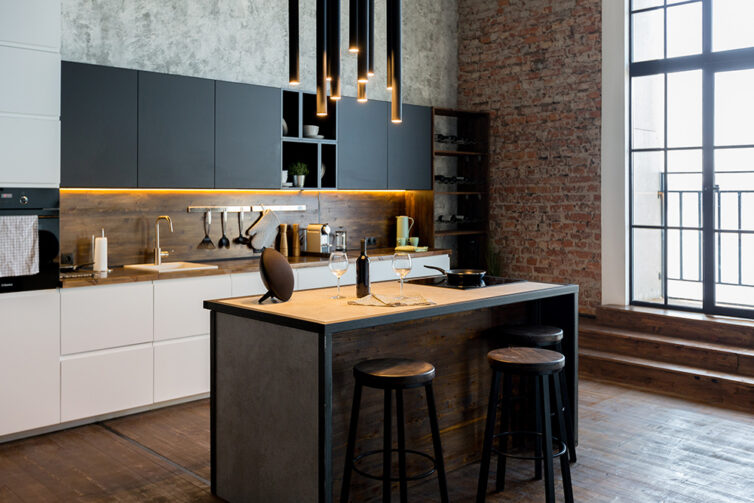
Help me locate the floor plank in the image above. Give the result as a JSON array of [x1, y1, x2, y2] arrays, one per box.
[[0, 379, 752, 502]]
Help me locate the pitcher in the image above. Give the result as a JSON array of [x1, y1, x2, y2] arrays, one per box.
[[396, 215, 414, 246]]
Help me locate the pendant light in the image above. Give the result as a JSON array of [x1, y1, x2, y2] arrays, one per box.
[[289, 0, 300, 86], [329, 0, 341, 100], [348, 0, 359, 53], [367, 0, 374, 77], [316, 0, 328, 116], [357, 0, 369, 83], [390, 0, 402, 123], [357, 81, 367, 102]]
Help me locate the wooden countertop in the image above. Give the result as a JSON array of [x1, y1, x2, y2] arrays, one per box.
[[205, 280, 579, 333], [60, 248, 451, 288]]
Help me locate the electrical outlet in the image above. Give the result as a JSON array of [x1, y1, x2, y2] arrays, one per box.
[[61, 253, 74, 265], [366, 237, 377, 246]]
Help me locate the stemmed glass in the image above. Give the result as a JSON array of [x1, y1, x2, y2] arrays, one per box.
[[329, 251, 349, 299], [392, 252, 412, 297]]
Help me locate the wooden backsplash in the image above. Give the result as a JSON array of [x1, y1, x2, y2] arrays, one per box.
[[60, 190, 416, 266]]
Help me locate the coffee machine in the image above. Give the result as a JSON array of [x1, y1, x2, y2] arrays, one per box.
[[305, 224, 332, 254]]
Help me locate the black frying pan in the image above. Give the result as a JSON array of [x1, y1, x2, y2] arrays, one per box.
[[424, 265, 487, 286]]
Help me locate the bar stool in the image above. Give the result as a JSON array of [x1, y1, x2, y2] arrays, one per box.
[[340, 358, 449, 503], [477, 347, 574, 503], [501, 325, 576, 463]]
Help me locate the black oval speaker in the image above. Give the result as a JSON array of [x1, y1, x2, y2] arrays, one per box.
[[259, 247, 294, 303]]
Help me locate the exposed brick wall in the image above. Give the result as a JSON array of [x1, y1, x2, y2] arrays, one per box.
[[458, 0, 602, 313]]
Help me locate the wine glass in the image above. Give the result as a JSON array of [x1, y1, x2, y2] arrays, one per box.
[[329, 251, 349, 299], [392, 252, 412, 297]]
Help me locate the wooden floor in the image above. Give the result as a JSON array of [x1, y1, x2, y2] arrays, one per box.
[[1, 379, 753, 502]]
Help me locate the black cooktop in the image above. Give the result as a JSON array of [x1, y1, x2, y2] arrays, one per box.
[[408, 275, 525, 290]]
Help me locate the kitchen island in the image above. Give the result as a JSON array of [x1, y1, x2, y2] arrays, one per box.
[[204, 279, 578, 502]]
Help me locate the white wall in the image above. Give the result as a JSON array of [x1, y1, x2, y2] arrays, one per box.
[[601, 0, 629, 306]]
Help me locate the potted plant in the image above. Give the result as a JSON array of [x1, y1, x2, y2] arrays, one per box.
[[288, 162, 309, 188]]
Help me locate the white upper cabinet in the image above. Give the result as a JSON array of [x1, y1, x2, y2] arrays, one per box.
[[0, 0, 60, 50], [0, 290, 60, 436], [0, 115, 60, 185], [0, 46, 60, 116], [154, 275, 232, 341]]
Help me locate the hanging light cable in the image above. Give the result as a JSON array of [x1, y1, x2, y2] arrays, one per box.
[[390, 0, 402, 123], [329, 0, 341, 99], [367, 0, 374, 77], [289, 0, 300, 86], [357, 0, 369, 83], [348, 0, 359, 53], [316, 0, 328, 115]]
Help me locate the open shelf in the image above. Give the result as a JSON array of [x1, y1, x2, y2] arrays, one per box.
[[435, 229, 488, 236], [434, 150, 487, 157]]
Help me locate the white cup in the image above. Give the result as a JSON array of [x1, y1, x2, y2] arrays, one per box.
[[281, 170, 288, 184], [303, 125, 319, 137]]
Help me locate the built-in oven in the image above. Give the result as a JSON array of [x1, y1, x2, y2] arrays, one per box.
[[0, 188, 60, 293]]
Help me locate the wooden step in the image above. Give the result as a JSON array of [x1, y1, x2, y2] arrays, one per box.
[[596, 305, 754, 347], [580, 320, 754, 378], [579, 349, 754, 413]]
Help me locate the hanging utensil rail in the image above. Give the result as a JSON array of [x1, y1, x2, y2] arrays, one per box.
[[186, 205, 306, 213]]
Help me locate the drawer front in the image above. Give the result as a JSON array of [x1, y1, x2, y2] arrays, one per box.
[[154, 335, 210, 403], [0, 290, 60, 436], [230, 272, 266, 297], [61, 282, 153, 355], [61, 344, 153, 422], [296, 266, 356, 291], [154, 275, 231, 341], [0, 46, 59, 116]]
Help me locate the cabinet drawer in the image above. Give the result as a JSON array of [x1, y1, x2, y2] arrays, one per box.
[[0, 290, 60, 436], [61, 282, 153, 355], [230, 272, 266, 297], [154, 335, 210, 402], [0, 46, 59, 116], [61, 344, 153, 422], [154, 275, 231, 341], [296, 266, 356, 291]]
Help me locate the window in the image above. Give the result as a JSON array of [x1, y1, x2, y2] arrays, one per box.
[[630, 0, 754, 318]]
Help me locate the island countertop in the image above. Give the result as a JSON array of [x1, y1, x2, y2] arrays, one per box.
[[205, 280, 578, 333]]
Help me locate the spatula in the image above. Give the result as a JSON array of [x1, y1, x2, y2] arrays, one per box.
[[233, 210, 249, 245], [198, 211, 215, 249], [218, 211, 230, 249]]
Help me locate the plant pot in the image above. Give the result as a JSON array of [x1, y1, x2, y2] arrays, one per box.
[[294, 175, 306, 188]]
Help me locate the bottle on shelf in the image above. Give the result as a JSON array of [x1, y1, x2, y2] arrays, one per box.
[[356, 239, 371, 298]]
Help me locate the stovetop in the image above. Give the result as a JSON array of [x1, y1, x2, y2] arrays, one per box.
[[407, 275, 525, 290]]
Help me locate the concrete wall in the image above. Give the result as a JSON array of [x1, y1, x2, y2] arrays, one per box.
[[61, 0, 458, 107]]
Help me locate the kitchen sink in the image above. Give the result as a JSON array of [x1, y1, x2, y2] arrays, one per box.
[[124, 262, 219, 273]]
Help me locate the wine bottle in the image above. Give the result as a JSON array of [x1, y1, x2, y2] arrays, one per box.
[[356, 239, 371, 298]]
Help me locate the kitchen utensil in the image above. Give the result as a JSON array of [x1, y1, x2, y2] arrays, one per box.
[[198, 211, 215, 249], [334, 228, 347, 251], [233, 211, 249, 245], [392, 252, 412, 296], [409, 237, 419, 247], [328, 251, 349, 299], [218, 211, 230, 249], [424, 265, 486, 286], [259, 247, 294, 303], [303, 125, 319, 137], [396, 216, 415, 246]]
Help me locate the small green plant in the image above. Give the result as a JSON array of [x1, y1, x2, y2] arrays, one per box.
[[288, 162, 309, 176]]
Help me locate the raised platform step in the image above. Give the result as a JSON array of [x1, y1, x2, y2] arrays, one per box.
[[580, 349, 754, 413], [596, 305, 754, 347], [580, 320, 754, 378]]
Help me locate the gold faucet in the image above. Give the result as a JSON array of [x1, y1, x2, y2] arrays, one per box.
[[154, 215, 173, 265]]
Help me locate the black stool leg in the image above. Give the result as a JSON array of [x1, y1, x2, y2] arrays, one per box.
[[395, 389, 408, 503], [340, 382, 362, 503], [477, 370, 501, 503], [495, 373, 512, 492], [426, 383, 449, 503], [540, 375, 556, 503], [555, 342, 576, 463], [383, 389, 392, 503], [534, 375, 543, 481], [553, 373, 574, 503]]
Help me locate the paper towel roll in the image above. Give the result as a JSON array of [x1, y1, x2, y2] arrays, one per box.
[[94, 237, 108, 272]]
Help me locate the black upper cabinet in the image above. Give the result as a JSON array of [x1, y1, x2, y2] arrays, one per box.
[[338, 97, 388, 189], [138, 72, 215, 188], [61, 62, 137, 187], [215, 81, 281, 189], [388, 104, 432, 190]]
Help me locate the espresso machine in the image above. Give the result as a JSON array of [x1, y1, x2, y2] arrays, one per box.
[[305, 224, 332, 255]]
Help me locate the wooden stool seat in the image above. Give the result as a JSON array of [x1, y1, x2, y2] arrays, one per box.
[[487, 347, 565, 374], [502, 325, 563, 346], [354, 358, 436, 389]]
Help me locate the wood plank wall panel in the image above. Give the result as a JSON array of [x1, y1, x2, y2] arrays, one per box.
[[60, 190, 407, 266], [330, 304, 527, 500]]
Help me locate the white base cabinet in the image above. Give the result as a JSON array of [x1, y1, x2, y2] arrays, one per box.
[[154, 335, 210, 403], [0, 290, 60, 436], [154, 275, 231, 341], [61, 344, 153, 422], [230, 272, 266, 297], [369, 254, 450, 283]]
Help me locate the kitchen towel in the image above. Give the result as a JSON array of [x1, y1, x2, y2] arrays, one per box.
[[348, 294, 435, 307], [0, 215, 39, 277], [247, 209, 280, 250]]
